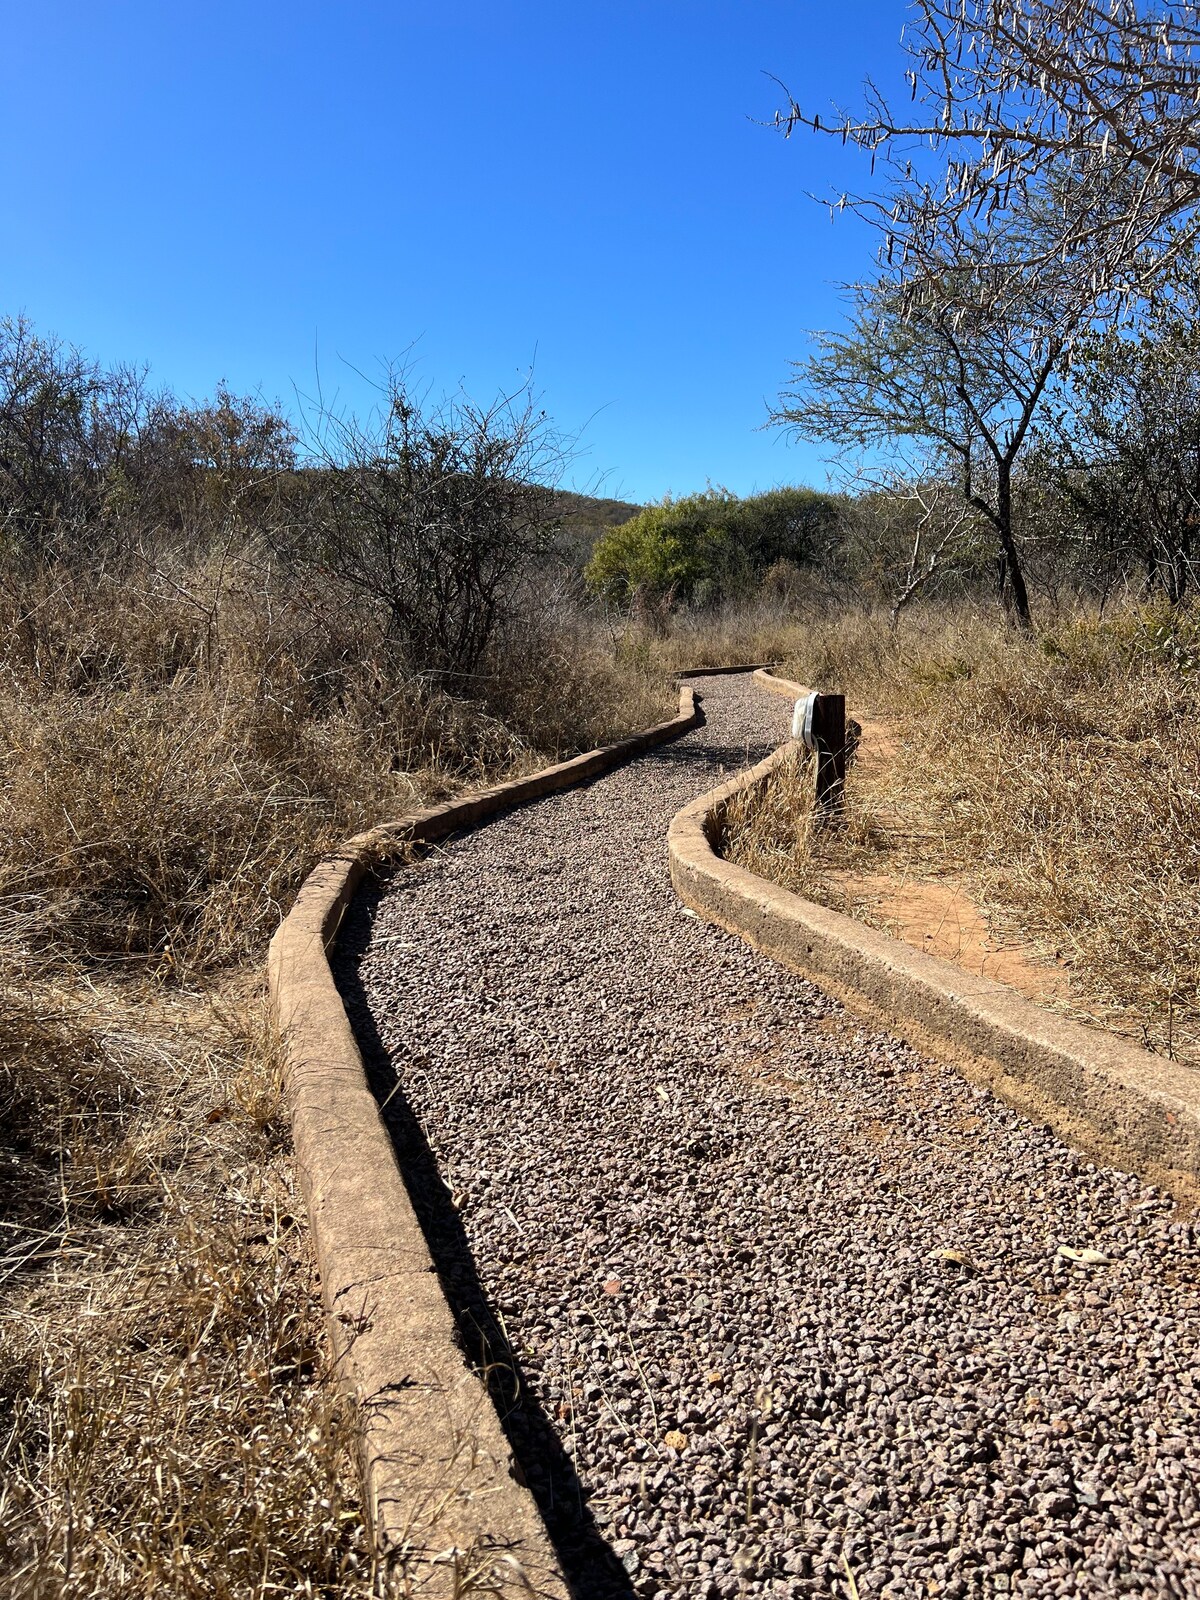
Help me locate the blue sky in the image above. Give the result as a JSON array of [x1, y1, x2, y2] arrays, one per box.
[[3, 2, 911, 503]]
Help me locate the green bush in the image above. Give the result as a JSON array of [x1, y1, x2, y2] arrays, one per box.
[[585, 486, 842, 608]]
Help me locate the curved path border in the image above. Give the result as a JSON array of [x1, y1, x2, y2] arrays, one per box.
[[272, 654, 1200, 1593], [669, 669, 1200, 1204], [268, 685, 701, 1598]]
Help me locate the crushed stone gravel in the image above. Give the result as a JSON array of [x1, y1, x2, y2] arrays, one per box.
[[334, 674, 1200, 1599]]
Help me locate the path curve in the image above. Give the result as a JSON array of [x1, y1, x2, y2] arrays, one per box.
[[335, 675, 1200, 1600]]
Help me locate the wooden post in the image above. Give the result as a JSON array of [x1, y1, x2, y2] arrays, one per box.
[[811, 692, 846, 811]]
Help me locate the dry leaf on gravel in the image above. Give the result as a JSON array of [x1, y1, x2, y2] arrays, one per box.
[[1057, 1245, 1114, 1266], [926, 1247, 976, 1270]]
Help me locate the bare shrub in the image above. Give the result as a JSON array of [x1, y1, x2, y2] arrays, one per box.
[[292, 374, 566, 684]]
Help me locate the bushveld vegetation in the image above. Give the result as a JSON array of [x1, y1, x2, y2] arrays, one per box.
[[5, 278, 1200, 1588], [10, 1, 1200, 1577], [0, 321, 684, 1596], [584, 486, 844, 616], [713, 1, 1200, 1069], [0, 313, 859, 1594]]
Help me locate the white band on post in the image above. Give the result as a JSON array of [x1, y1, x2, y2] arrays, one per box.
[[792, 692, 819, 751]]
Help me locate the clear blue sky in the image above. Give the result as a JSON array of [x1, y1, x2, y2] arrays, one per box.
[[3, 2, 911, 503]]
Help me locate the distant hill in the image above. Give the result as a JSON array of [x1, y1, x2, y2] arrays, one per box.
[[547, 489, 643, 572], [552, 489, 642, 528]]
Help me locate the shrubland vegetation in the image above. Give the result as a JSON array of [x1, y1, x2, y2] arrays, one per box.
[[0, 319, 691, 1597], [584, 486, 843, 617], [6, 239, 1200, 1585], [3, 306, 901, 1593], [10, 1, 1200, 1586]]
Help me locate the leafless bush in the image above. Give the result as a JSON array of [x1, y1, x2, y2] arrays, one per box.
[[291, 373, 568, 684]]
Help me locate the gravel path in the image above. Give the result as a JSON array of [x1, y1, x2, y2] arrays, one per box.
[[334, 675, 1200, 1600]]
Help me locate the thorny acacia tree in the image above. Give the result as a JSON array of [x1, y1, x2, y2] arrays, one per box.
[[768, 0, 1180, 623], [774, 1, 1200, 292], [298, 376, 565, 683], [775, 185, 1106, 627], [777, 280, 1043, 627]]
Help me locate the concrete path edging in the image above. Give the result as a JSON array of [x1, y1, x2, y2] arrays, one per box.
[[669, 685, 1200, 1204], [752, 665, 802, 699], [675, 661, 778, 678], [268, 684, 700, 1597]]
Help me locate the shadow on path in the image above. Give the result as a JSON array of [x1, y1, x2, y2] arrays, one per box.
[[335, 887, 637, 1600], [329, 703, 787, 1594]]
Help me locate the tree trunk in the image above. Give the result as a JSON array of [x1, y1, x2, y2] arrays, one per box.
[[997, 464, 1032, 629]]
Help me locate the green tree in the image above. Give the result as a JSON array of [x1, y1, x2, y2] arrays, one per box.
[[584, 487, 840, 610], [722, 487, 842, 571], [584, 492, 741, 608]]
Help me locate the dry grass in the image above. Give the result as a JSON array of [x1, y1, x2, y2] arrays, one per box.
[[609, 603, 811, 680], [724, 601, 1200, 1064], [0, 560, 538, 977], [0, 560, 704, 974], [0, 967, 383, 1599], [722, 747, 857, 906], [0, 553, 693, 1595]]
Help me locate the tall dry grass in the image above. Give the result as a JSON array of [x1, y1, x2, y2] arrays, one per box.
[[0, 558, 687, 977], [0, 971, 384, 1598], [608, 601, 811, 680], [725, 600, 1200, 1063], [0, 550, 699, 1596]]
